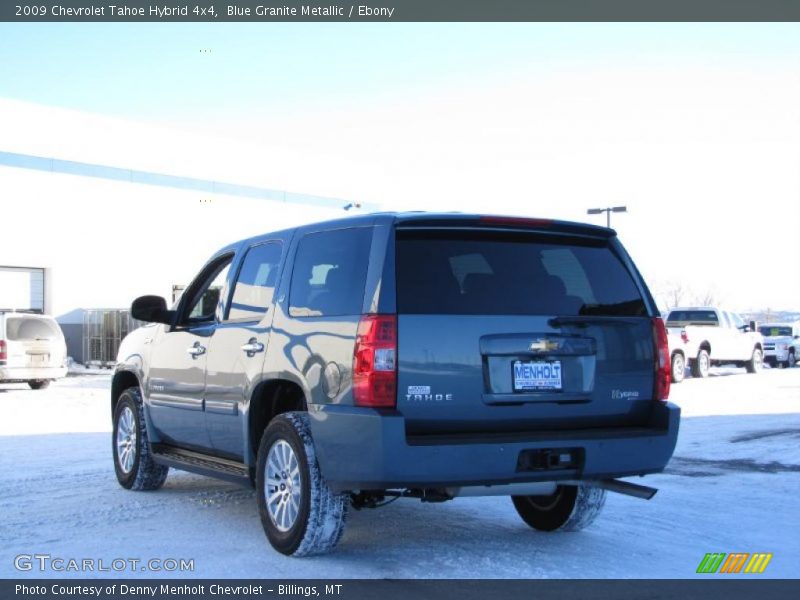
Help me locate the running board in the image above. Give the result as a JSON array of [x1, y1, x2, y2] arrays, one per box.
[[152, 445, 251, 486]]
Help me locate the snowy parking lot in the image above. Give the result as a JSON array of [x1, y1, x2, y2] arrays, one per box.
[[1, 367, 798, 579]]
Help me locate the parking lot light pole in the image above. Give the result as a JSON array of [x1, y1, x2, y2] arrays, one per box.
[[587, 206, 627, 228]]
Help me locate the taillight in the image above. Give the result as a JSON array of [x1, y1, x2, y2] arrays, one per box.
[[0, 340, 7, 361], [353, 315, 397, 408], [653, 318, 671, 401], [680, 329, 689, 344]]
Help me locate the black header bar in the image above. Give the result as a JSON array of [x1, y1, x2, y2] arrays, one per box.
[[4, 1, 800, 22]]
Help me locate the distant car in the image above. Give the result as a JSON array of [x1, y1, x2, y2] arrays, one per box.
[[0, 311, 68, 389], [664, 307, 764, 378], [759, 322, 800, 368]]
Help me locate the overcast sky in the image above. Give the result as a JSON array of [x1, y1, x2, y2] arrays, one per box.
[[1, 23, 799, 312]]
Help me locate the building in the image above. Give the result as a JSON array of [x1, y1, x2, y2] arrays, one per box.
[[0, 99, 377, 361]]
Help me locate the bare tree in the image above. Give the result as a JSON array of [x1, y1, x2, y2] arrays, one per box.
[[665, 280, 686, 309], [692, 288, 719, 307], [656, 280, 687, 309]]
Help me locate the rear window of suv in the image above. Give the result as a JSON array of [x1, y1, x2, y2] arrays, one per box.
[[396, 230, 647, 316]]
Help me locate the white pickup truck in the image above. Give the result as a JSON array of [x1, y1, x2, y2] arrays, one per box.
[[665, 307, 764, 381]]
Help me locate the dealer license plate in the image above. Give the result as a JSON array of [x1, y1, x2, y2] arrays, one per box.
[[513, 360, 563, 392], [29, 354, 49, 365]]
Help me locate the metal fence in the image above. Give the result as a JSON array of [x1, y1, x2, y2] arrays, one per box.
[[82, 309, 144, 367]]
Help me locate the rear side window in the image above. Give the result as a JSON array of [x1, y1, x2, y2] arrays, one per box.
[[227, 242, 283, 322], [396, 230, 647, 316], [289, 227, 372, 317]]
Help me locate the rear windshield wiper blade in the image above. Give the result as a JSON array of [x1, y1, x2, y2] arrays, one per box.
[[548, 316, 644, 328]]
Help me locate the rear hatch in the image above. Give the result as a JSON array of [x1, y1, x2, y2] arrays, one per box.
[[3, 314, 66, 369], [394, 219, 659, 436]]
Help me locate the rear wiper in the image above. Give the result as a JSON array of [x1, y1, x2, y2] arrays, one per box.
[[548, 316, 643, 328]]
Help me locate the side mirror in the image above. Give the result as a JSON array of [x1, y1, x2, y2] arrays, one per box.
[[131, 295, 174, 325], [749, 321, 757, 333]]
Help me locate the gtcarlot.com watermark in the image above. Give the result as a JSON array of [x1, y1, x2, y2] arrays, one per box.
[[14, 553, 194, 573]]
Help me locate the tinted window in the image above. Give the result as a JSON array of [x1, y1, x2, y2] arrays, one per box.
[[185, 257, 232, 323], [289, 228, 372, 317], [666, 310, 719, 326], [227, 242, 283, 321], [396, 231, 647, 316]]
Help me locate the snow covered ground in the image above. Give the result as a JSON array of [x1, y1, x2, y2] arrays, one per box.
[[1, 367, 798, 579]]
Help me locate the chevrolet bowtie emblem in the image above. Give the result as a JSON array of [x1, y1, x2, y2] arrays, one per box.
[[529, 339, 559, 352]]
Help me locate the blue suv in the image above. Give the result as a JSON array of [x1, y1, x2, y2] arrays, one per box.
[[112, 213, 679, 556]]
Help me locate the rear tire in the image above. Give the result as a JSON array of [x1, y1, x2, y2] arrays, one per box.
[[512, 484, 606, 532], [670, 353, 685, 383], [691, 349, 710, 378], [112, 388, 169, 490], [256, 413, 347, 556], [28, 380, 50, 390], [745, 347, 763, 374]]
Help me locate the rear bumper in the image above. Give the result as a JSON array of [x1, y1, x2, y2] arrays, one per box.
[[309, 401, 681, 493], [0, 366, 67, 381]]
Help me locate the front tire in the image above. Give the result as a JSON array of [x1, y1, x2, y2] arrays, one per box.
[[784, 351, 795, 369], [745, 347, 763, 374], [670, 353, 685, 383], [256, 413, 347, 557], [691, 349, 710, 378], [512, 484, 606, 532], [28, 380, 50, 390], [112, 387, 169, 490]]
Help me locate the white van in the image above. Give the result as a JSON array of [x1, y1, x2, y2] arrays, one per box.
[[0, 311, 68, 389]]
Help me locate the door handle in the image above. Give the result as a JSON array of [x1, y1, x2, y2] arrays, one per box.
[[186, 342, 206, 358], [241, 338, 265, 357]]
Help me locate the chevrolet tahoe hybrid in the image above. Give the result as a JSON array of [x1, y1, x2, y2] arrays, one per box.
[[112, 213, 680, 556]]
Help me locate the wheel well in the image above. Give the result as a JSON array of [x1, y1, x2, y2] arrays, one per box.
[[672, 350, 684, 359], [249, 380, 307, 457], [699, 342, 711, 354], [111, 370, 140, 416]]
